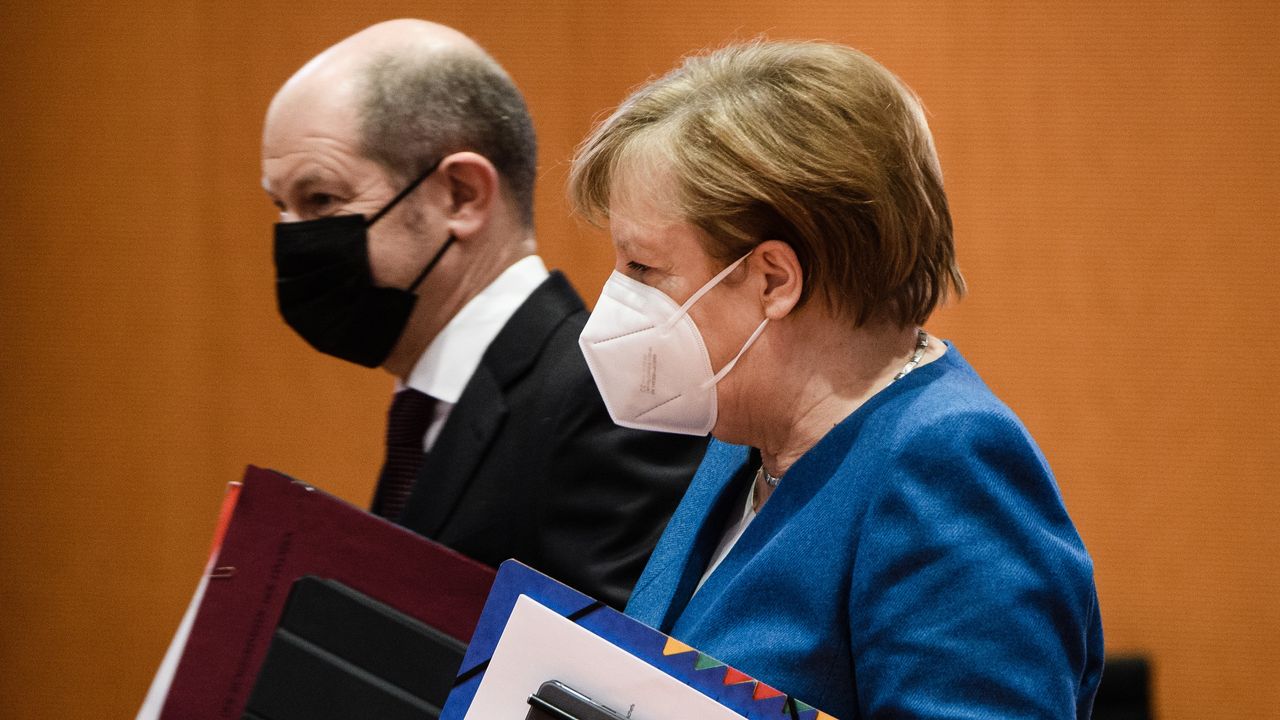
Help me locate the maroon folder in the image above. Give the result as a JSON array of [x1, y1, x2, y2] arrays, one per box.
[[157, 465, 496, 719]]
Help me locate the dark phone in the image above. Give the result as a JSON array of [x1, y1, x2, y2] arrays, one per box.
[[525, 680, 630, 720]]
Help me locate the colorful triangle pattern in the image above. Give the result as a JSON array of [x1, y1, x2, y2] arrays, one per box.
[[752, 682, 784, 701], [658, 638, 834, 718], [662, 636, 695, 656]]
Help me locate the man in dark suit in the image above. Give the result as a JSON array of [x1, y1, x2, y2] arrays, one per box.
[[261, 20, 705, 608]]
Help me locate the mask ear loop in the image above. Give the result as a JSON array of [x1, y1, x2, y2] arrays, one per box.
[[366, 156, 446, 228], [655, 249, 770, 389], [659, 251, 754, 333], [362, 155, 454, 294], [407, 234, 456, 292], [699, 317, 769, 390]]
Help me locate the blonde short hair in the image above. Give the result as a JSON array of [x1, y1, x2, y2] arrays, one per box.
[[570, 40, 964, 327]]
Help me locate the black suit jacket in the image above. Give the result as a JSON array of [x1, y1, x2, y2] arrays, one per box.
[[390, 272, 707, 609]]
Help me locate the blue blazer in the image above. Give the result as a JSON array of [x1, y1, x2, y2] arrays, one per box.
[[626, 345, 1103, 719]]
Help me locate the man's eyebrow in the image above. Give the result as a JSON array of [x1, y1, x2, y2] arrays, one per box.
[[264, 170, 332, 208], [266, 171, 331, 198], [289, 172, 327, 194]]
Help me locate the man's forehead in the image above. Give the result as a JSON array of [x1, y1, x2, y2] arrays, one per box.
[[262, 168, 327, 192], [260, 100, 368, 196], [263, 76, 362, 156]]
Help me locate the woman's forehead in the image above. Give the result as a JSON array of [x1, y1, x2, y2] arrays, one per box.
[[610, 203, 716, 274], [607, 135, 682, 205]]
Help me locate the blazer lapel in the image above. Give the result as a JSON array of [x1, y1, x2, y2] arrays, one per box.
[[629, 443, 755, 633], [396, 272, 583, 538], [674, 398, 878, 628], [399, 365, 507, 538]]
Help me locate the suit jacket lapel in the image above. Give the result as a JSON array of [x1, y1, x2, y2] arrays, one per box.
[[626, 443, 755, 633], [673, 404, 875, 630], [396, 272, 584, 538], [399, 366, 507, 537]]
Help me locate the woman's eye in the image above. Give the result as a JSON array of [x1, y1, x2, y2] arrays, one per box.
[[626, 261, 651, 274]]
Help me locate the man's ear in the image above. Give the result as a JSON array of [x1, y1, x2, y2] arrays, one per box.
[[438, 151, 499, 238], [753, 239, 803, 320]]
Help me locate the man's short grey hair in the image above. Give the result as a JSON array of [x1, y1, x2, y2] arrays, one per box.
[[359, 48, 537, 227]]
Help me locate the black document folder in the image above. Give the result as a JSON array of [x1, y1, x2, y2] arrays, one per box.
[[243, 576, 467, 720]]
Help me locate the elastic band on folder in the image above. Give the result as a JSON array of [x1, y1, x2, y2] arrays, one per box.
[[566, 601, 606, 622], [453, 659, 490, 687], [452, 600, 607, 687]]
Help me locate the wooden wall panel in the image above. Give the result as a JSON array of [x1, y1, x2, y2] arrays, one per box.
[[1, 2, 1275, 717]]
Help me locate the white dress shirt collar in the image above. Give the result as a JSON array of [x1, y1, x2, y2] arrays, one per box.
[[400, 255, 550, 404]]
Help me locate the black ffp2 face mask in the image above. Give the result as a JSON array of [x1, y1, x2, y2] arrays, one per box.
[[273, 159, 454, 368]]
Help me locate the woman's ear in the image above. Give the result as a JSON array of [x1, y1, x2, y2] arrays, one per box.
[[753, 239, 803, 320], [439, 151, 499, 238]]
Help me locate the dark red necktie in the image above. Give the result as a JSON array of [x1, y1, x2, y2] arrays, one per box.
[[372, 388, 437, 521]]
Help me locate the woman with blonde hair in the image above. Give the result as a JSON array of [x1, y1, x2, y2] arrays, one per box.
[[570, 41, 1103, 718]]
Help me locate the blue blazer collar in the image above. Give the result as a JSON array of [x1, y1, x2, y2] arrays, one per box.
[[628, 344, 966, 632]]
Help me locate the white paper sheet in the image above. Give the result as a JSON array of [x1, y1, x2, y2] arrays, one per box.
[[464, 595, 746, 720], [135, 572, 208, 719]]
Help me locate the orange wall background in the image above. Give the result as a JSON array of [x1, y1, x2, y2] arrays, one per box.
[[2, 2, 1276, 718]]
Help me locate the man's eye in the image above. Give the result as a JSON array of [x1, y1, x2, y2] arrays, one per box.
[[308, 193, 337, 208], [627, 261, 651, 274]]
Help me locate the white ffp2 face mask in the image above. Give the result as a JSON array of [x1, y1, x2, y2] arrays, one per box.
[[578, 253, 769, 436]]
